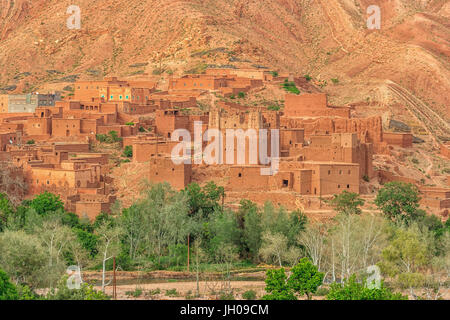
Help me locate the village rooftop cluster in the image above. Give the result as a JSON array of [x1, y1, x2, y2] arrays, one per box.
[[0, 67, 449, 220]]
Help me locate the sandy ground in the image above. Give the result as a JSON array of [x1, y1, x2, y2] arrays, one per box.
[[96, 280, 267, 300]]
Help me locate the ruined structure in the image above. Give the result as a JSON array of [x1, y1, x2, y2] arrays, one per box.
[[284, 93, 350, 118], [383, 132, 413, 148], [0, 68, 438, 220]]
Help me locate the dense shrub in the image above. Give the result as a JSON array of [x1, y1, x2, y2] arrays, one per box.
[[327, 275, 407, 300], [242, 290, 257, 300], [122, 145, 133, 158]]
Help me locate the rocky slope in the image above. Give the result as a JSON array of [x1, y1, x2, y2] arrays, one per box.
[[0, 0, 449, 123]]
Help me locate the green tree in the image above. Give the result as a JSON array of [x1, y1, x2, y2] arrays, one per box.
[[262, 268, 296, 300], [378, 224, 431, 298], [95, 220, 123, 292], [119, 206, 149, 260], [260, 202, 306, 245], [329, 191, 365, 215], [33, 217, 77, 287], [281, 81, 300, 94], [0, 269, 37, 300], [0, 230, 47, 287], [207, 209, 241, 260], [259, 232, 290, 267], [122, 145, 133, 158], [29, 192, 64, 215], [108, 130, 121, 143], [138, 183, 193, 264], [327, 213, 388, 281], [46, 276, 109, 300], [327, 275, 407, 300], [184, 182, 224, 218], [0, 269, 18, 300], [288, 258, 324, 300], [375, 182, 423, 224], [0, 193, 13, 231], [241, 200, 262, 262], [74, 228, 98, 257]]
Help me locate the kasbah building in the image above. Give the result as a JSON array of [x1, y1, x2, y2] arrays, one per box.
[[0, 68, 449, 222]]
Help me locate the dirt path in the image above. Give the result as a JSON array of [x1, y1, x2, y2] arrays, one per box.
[[97, 280, 267, 300]]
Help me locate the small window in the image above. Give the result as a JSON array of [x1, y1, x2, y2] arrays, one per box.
[[338, 184, 340, 188], [347, 184, 350, 188], [282, 180, 289, 187], [238, 173, 242, 177], [328, 170, 331, 175]]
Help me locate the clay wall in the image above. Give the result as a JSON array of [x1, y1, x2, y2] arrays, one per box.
[[54, 143, 90, 153], [0, 122, 24, 132], [0, 95, 8, 113], [25, 118, 52, 136], [420, 188, 450, 199], [228, 166, 270, 191], [52, 119, 81, 137], [377, 170, 419, 185], [148, 156, 192, 190], [169, 76, 227, 91], [155, 110, 191, 138], [383, 132, 413, 148], [280, 129, 305, 150], [281, 116, 387, 154], [133, 141, 179, 162], [0, 132, 20, 151], [312, 162, 360, 195], [284, 93, 350, 118], [74, 81, 108, 100], [228, 161, 360, 195]]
